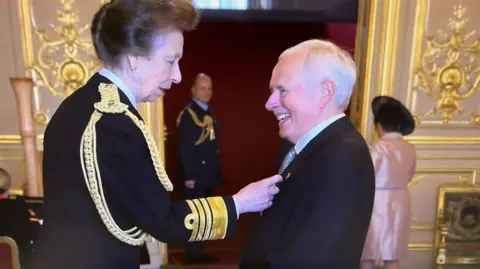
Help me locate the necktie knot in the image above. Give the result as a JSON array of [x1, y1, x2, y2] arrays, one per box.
[[279, 148, 296, 174]]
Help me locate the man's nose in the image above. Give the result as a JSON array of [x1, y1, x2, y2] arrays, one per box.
[[265, 92, 279, 111]]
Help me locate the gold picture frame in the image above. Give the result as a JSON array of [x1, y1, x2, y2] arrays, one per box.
[[434, 183, 480, 267]]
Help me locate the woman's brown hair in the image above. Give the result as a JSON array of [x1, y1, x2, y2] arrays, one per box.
[[91, 0, 199, 67]]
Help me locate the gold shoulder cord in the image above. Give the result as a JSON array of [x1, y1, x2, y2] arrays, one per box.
[[80, 83, 173, 246], [178, 108, 215, 145], [81, 83, 230, 246]]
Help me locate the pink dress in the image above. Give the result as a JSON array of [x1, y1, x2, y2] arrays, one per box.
[[361, 132, 416, 261]]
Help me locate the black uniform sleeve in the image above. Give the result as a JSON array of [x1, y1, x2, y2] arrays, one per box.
[[92, 113, 237, 244], [177, 110, 197, 181]]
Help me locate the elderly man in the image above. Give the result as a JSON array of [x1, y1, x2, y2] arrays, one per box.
[[239, 40, 375, 269], [177, 73, 222, 263]]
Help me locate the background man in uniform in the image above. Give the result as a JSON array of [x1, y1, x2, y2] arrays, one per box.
[[177, 73, 222, 263]]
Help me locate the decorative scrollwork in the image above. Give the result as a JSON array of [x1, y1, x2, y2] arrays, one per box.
[[412, 5, 480, 125], [29, 0, 103, 99]]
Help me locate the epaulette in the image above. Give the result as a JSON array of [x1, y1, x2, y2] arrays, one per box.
[[79, 83, 173, 246], [176, 103, 192, 126]]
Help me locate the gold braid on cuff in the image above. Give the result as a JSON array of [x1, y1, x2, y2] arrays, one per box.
[[80, 83, 173, 246], [184, 197, 229, 241]]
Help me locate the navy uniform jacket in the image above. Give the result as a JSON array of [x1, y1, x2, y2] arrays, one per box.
[[177, 100, 222, 188], [240, 117, 375, 269], [33, 73, 237, 269]]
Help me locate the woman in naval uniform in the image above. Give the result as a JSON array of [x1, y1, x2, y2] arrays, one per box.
[[361, 96, 417, 269], [32, 1, 281, 269]]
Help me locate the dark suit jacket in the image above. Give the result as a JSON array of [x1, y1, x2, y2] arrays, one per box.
[[240, 117, 375, 269], [177, 100, 222, 188], [33, 73, 237, 269]]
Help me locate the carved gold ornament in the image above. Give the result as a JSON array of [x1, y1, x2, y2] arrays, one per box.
[[412, 5, 480, 124], [30, 0, 102, 98], [19, 0, 105, 125]]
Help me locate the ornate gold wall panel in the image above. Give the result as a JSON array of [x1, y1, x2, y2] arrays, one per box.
[[17, 0, 103, 130], [410, 5, 480, 126], [405, 2, 480, 144], [357, 0, 480, 145], [356, 0, 480, 267], [7, 0, 168, 156]]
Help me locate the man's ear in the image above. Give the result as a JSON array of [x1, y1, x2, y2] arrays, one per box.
[[126, 54, 139, 71], [318, 79, 335, 108]]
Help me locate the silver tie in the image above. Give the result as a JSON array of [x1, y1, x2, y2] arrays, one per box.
[[260, 148, 296, 217], [279, 148, 296, 174]]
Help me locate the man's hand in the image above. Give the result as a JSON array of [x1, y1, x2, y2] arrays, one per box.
[[185, 180, 195, 189], [233, 175, 282, 215]]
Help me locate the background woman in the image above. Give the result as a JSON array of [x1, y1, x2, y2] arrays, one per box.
[[361, 95, 417, 269]]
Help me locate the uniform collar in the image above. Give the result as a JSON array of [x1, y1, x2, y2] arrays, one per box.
[[193, 99, 208, 111], [98, 68, 137, 108]]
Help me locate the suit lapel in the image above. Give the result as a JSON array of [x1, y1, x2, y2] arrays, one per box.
[[281, 117, 354, 180]]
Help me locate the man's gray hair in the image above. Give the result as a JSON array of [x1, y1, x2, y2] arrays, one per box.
[[279, 39, 357, 110]]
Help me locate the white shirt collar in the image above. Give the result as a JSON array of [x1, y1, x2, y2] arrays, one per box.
[[294, 113, 346, 154], [98, 68, 137, 107], [193, 99, 208, 111]]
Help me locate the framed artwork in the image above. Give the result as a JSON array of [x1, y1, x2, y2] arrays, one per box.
[[434, 183, 480, 266]]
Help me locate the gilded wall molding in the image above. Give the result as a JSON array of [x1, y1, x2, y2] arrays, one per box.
[[17, 0, 106, 126], [408, 242, 434, 251], [0, 135, 44, 145], [405, 135, 480, 144], [355, 0, 401, 138], [410, 4, 480, 126]]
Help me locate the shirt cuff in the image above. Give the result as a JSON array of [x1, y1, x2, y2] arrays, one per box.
[[233, 197, 239, 219]]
